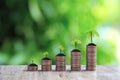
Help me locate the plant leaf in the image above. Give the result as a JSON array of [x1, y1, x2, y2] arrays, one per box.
[[86, 30, 99, 38], [59, 45, 64, 51], [72, 39, 81, 45], [43, 51, 48, 57]]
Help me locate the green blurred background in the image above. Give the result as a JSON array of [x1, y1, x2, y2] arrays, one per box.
[[0, 0, 120, 65]]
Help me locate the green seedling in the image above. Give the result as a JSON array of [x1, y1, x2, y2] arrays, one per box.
[[87, 30, 99, 43], [72, 39, 81, 49], [58, 45, 64, 53], [43, 51, 48, 57]]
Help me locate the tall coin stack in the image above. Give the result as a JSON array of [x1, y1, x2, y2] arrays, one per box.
[[71, 49, 81, 71], [86, 43, 96, 71], [42, 57, 52, 71], [56, 54, 66, 71]]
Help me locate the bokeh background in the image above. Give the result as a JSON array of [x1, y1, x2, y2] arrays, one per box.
[[0, 0, 120, 65]]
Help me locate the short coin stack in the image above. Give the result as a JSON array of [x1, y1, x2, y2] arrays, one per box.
[[86, 43, 96, 71], [27, 61, 38, 71], [42, 57, 52, 71], [56, 54, 66, 71], [71, 49, 81, 71]]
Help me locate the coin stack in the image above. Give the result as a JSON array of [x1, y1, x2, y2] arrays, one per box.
[[56, 54, 66, 71], [27, 63, 38, 71], [71, 49, 81, 71], [86, 43, 96, 71], [42, 57, 52, 71]]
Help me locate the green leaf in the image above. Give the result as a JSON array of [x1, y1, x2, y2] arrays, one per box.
[[86, 30, 99, 43], [58, 45, 64, 53], [43, 51, 48, 57], [72, 39, 81, 45], [72, 39, 81, 48], [86, 30, 99, 37]]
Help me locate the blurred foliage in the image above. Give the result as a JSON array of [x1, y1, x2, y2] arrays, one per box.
[[0, 0, 120, 65]]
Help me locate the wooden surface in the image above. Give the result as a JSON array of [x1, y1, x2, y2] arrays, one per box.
[[0, 65, 120, 80]]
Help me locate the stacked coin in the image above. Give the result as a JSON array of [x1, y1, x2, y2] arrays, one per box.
[[71, 49, 81, 71], [86, 43, 96, 71], [42, 58, 52, 71], [27, 63, 38, 71], [56, 54, 66, 71]]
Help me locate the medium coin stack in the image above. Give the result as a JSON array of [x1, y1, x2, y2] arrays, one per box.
[[71, 49, 81, 71], [27, 63, 38, 71], [56, 54, 66, 71], [42, 57, 52, 71], [86, 43, 96, 71]]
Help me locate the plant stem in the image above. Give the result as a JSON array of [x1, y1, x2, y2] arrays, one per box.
[[75, 42, 77, 49], [90, 32, 93, 43], [60, 49, 61, 54], [32, 60, 33, 63]]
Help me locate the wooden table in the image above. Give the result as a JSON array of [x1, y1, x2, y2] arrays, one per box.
[[0, 65, 120, 80]]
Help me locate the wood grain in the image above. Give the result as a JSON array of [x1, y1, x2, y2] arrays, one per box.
[[0, 65, 120, 80]]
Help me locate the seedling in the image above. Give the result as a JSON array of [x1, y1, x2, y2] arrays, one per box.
[[87, 30, 99, 43], [32, 60, 34, 63], [58, 45, 64, 53], [43, 51, 49, 58], [72, 39, 81, 49]]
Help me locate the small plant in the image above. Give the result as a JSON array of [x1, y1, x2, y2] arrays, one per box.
[[87, 30, 99, 43], [72, 39, 81, 49], [43, 51, 49, 57], [58, 45, 64, 53], [32, 60, 34, 63]]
